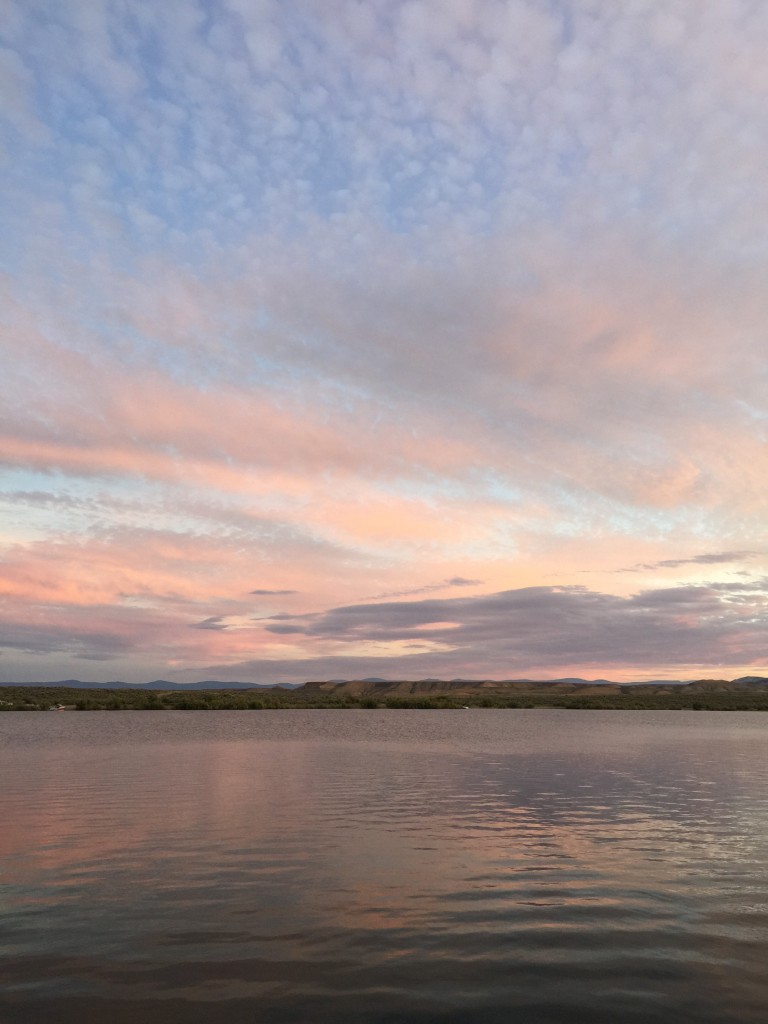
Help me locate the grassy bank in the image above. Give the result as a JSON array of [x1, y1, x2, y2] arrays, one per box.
[[3, 685, 768, 712]]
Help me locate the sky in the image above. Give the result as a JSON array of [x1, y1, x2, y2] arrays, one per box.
[[1, 0, 767, 684]]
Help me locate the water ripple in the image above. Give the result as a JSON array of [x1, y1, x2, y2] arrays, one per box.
[[1, 710, 767, 1022]]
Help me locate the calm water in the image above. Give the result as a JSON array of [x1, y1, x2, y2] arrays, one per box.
[[1, 710, 767, 1023]]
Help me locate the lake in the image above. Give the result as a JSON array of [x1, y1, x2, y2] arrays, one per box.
[[1, 710, 767, 1023]]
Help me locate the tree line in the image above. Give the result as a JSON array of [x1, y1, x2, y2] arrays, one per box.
[[2, 685, 768, 712]]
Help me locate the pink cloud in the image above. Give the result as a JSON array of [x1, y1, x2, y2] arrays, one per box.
[[4, 0, 768, 683]]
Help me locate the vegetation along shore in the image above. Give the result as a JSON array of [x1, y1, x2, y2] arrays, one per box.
[[2, 678, 768, 711]]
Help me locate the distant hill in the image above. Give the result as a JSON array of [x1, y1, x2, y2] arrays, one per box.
[[300, 677, 768, 697], [3, 677, 768, 711], [300, 679, 629, 697], [4, 676, 767, 695], [2, 679, 301, 690]]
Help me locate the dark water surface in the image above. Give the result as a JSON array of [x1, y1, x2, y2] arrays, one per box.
[[1, 710, 767, 1023]]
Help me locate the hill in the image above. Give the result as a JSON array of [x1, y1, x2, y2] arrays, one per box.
[[2, 677, 767, 711], [0, 679, 300, 690]]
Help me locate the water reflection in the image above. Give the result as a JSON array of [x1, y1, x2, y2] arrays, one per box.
[[1, 710, 767, 1023]]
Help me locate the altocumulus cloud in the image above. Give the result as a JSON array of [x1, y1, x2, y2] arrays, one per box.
[[1, 1, 768, 682]]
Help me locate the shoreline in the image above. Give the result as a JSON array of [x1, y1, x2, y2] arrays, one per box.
[[3, 682, 768, 713]]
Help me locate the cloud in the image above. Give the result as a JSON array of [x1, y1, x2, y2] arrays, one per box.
[[0, 620, 134, 661], [2, 1, 768, 682], [189, 616, 229, 631], [250, 581, 768, 674], [648, 552, 756, 569], [614, 551, 757, 573], [368, 577, 484, 599], [250, 589, 298, 596], [263, 624, 307, 636]]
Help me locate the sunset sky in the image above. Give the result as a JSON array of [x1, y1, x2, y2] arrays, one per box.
[[2, 0, 767, 684]]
